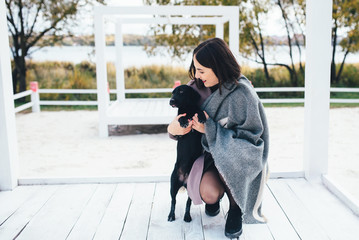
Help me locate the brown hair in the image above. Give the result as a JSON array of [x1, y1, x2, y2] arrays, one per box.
[[188, 38, 241, 92]]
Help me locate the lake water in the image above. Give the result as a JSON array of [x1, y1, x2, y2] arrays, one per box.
[[27, 45, 359, 69]]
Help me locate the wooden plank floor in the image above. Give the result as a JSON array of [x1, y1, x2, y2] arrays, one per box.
[[106, 99, 177, 125], [1, 179, 359, 240]]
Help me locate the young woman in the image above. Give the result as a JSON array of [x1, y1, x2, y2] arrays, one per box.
[[168, 38, 269, 239]]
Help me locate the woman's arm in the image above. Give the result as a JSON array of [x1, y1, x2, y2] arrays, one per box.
[[167, 113, 193, 137]]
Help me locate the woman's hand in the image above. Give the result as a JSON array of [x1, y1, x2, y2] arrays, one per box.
[[192, 111, 209, 134], [167, 113, 193, 136]]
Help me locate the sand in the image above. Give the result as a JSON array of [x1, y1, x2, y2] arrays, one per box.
[[15, 107, 359, 200]]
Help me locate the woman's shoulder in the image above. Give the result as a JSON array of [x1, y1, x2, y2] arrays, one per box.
[[235, 76, 256, 93], [230, 76, 260, 102], [187, 79, 197, 87], [237, 75, 252, 88]]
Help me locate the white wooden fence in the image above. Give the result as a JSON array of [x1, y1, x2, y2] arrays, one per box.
[[13, 81, 359, 113]]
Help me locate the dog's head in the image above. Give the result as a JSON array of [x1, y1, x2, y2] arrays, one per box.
[[169, 85, 200, 109]]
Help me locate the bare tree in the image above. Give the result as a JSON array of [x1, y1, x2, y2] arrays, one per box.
[[331, 0, 359, 85], [240, 0, 274, 84], [6, 0, 104, 94]]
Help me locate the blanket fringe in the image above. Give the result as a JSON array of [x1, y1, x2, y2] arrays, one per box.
[[252, 162, 269, 223]]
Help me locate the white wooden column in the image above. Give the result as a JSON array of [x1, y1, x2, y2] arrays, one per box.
[[0, 0, 18, 190], [115, 19, 125, 101], [95, 9, 109, 137], [216, 23, 224, 39], [304, 0, 332, 181], [228, 7, 239, 59]]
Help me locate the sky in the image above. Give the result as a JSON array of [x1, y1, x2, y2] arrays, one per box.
[[74, 0, 286, 36]]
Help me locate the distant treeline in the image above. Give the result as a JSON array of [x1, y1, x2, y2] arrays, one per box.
[[30, 34, 156, 47]]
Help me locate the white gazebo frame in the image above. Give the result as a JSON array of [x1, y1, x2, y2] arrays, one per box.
[[2, 1, 358, 217], [0, 0, 19, 191], [94, 6, 239, 137]]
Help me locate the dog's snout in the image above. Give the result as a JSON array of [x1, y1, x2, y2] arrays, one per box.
[[169, 98, 175, 106]]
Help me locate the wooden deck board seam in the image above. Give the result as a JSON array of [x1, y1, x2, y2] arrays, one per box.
[[285, 180, 332, 239], [118, 184, 136, 240], [145, 183, 157, 240], [199, 208, 205, 240], [264, 224, 276, 240], [90, 184, 119, 239], [266, 183, 303, 240], [64, 184, 100, 239], [0, 187, 41, 227], [4, 185, 62, 239], [12, 220, 28, 239]]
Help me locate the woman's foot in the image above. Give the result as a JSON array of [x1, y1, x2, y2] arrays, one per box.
[[225, 206, 243, 238], [205, 201, 220, 216]]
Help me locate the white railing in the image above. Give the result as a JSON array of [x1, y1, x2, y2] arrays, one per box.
[[13, 82, 359, 113], [330, 87, 359, 103], [13, 90, 34, 113]]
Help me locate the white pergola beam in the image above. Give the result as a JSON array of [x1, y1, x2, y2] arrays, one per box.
[[0, 0, 18, 190], [96, 5, 237, 16], [228, 8, 239, 59], [117, 17, 229, 25], [113, 15, 228, 101], [304, 0, 332, 181], [216, 23, 224, 39]]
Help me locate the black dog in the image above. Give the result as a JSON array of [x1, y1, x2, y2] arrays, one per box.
[[168, 85, 206, 222]]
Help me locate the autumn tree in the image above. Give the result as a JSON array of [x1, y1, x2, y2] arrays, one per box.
[[143, 0, 227, 61], [239, 0, 274, 84], [274, 0, 305, 86], [331, 0, 359, 85], [144, 0, 291, 85], [6, 0, 104, 94], [145, 0, 359, 86]]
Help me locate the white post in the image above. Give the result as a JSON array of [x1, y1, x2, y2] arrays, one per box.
[[216, 22, 224, 39], [228, 7, 239, 59], [304, 0, 332, 181], [0, 0, 18, 190], [30, 81, 40, 112], [115, 19, 125, 101], [95, 8, 109, 137]]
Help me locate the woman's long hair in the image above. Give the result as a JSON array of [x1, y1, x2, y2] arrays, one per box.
[[189, 38, 241, 93]]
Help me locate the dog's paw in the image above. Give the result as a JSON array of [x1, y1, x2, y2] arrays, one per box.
[[183, 213, 192, 222], [178, 116, 189, 128], [197, 112, 207, 123], [168, 213, 176, 222]]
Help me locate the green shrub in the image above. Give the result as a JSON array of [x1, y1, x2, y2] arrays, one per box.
[[334, 63, 359, 87], [24, 60, 359, 101]]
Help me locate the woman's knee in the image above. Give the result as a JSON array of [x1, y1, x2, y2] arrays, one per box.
[[200, 186, 222, 204], [200, 171, 225, 204]]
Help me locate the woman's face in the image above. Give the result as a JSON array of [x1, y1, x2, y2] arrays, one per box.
[[193, 55, 219, 87]]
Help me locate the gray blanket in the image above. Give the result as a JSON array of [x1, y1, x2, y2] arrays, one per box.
[[201, 76, 269, 224]]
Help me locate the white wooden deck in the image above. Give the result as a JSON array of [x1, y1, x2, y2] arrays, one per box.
[[1, 178, 359, 240], [106, 99, 177, 125]]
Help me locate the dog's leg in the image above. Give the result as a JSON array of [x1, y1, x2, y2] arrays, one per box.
[[168, 170, 181, 222], [197, 111, 207, 123], [183, 197, 192, 222]]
